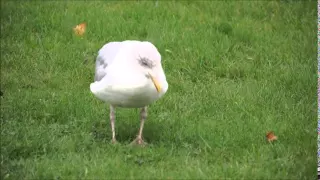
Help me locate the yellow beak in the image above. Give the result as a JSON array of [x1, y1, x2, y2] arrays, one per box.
[[148, 72, 161, 93]]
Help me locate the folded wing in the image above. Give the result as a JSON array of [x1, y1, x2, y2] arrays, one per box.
[[94, 42, 123, 82]]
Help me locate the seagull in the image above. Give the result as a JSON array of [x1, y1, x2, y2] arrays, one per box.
[[90, 40, 168, 146]]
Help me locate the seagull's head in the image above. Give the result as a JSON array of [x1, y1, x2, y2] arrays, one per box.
[[136, 56, 162, 93], [121, 41, 168, 95]]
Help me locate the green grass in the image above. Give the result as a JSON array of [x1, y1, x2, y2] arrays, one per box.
[[0, 0, 317, 179]]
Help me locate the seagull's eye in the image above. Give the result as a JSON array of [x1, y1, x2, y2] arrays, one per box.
[[138, 57, 154, 69]]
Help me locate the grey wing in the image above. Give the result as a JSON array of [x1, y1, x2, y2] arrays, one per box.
[[94, 42, 123, 82]]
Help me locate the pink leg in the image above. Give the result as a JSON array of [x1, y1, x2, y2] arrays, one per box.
[[131, 106, 148, 146], [110, 105, 117, 143]]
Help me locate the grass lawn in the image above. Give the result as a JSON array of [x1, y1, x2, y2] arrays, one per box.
[[0, 1, 317, 179]]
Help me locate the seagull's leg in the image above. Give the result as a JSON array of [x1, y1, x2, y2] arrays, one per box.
[[110, 104, 117, 144], [131, 106, 147, 146], [137, 106, 147, 143]]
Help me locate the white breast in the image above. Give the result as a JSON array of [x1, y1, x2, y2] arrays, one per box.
[[90, 79, 162, 108]]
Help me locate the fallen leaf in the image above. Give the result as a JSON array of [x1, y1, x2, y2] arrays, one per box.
[[266, 131, 277, 142], [73, 22, 86, 36]]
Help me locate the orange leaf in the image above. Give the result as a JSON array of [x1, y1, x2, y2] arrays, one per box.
[[266, 131, 277, 142], [73, 22, 86, 36]]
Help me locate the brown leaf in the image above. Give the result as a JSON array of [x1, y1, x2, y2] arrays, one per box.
[[266, 131, 277, 142], [73, 22, 86, 36]]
